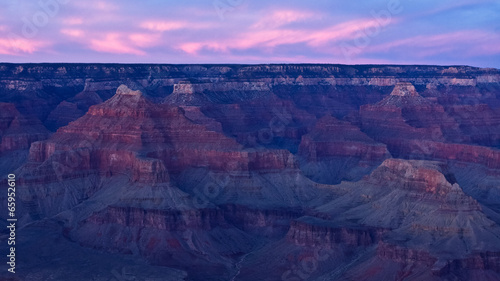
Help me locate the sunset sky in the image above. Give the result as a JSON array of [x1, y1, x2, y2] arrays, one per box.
[[0, 0, 499, 67]]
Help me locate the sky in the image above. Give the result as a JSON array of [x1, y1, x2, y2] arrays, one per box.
[[0, 0, 499, 67]]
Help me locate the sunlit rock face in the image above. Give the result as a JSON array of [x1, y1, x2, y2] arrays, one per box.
[[390, 82, 419, 97], [1, 64, 500, 281]]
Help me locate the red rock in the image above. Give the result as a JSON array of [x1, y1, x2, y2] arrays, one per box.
[[28, 85, 293, 183], [360, 83, 458, 142], [298, 115, 389, 162], [395, 139, 500, 169]]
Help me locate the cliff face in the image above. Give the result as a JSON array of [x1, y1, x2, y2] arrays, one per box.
[[2, 64, 500, 281], [298, 115, 390, 184], [0, 102, 49, 154], [286, 219, 386, 247], [357, 82, 500, 173], [0, 64, 498, 131], [18, 86, 305, 221]]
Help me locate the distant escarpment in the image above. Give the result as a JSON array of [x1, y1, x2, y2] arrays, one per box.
[[0, 63, 498, 131]]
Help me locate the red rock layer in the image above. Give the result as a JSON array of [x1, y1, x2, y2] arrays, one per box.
[[83, 206, 226, 231], [446, 104, 500, 146], [298, 115, 389, 162], [394, 140, 500, 169], [25, 86, 300, 185], [357, 83, 500, 169]]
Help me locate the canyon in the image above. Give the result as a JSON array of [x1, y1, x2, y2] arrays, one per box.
[[0, 63, 500, 280]]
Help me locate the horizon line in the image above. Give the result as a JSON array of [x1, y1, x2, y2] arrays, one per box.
[[0, 62, 498, 70]]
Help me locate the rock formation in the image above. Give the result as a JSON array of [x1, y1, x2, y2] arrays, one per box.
[[1, 64, 500, 281]]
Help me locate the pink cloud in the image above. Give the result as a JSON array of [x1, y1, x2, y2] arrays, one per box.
[[61, 29, 84, 38], [306, 18, 393, 47], [179, 42, 204, 55], [140, 21, 188, 32], [128, 33, 161, 48], [57, 24, 162, 56], [140, 20, 215, 32], [177, 17, 394, 55], [0, 36, 47, 55], [89, 33, 145, 55]]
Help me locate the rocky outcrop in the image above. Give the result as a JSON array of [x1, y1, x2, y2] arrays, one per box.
[[286, 219, 386, 247], [356, 82, 500, 169], [389, 82, 419, 97], [27, 85, 240, 174], [376, 241, 437, 266], [18, 85, 306, 221], [305, 159, 500, 280], [375, 82, 434, 107], [132, 158, 169, 184], [360, 82, 459, 140]]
